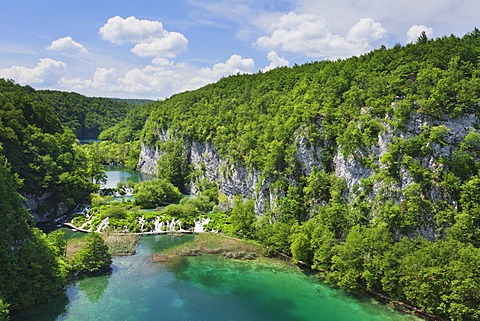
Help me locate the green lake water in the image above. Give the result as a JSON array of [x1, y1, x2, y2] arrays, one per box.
[[102, 165, 150, 189], [13, 235, 419, 321]]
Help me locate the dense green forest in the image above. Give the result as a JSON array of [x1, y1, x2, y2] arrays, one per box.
[[108, 30, 480, 320], [0, 80, 140, 138], [0, 79, 135, 219], [0, 81, 115, 318], [0, 152, 111, 316]]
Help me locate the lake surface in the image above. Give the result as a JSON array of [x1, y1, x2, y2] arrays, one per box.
[[12, 236, 419, 321], [102, 165, 151, 189]]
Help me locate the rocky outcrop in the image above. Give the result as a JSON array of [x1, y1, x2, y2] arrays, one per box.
[[138, 113, 479, 219], [137, 144, 161, 176], [24, 193, 68, 222]]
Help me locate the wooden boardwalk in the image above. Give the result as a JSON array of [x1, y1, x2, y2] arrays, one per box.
[[62, 222, 194, 235]]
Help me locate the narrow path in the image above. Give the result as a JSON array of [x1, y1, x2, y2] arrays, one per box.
[[62, 222, 194, 235]]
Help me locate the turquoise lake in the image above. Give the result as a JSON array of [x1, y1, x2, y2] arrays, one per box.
[[12, 235, 419, 321], [102, 165, 151, 189]]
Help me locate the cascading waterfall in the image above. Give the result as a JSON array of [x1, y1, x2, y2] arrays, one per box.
[[193, 218, 211, 233], [139, 216, 146, 231], [96, 217, 109, 232]]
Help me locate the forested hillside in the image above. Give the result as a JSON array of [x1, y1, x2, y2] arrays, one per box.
[[0, 80, 115, 317], [0, 79, 105, 220], [0, 155, 66, 312], [131, 30, 480, 320], [0, 80, 139, 138]]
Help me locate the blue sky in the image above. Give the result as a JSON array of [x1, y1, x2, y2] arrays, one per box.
[[1, 0, 479, 99]]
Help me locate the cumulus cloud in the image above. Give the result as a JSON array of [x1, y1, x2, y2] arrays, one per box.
[[47, 37, 89, 54], [255, 12, 387, 59], [406, 25, 434, 43], [0, 58, 66, 84], [59, 54, 255, 98], [347, 18, 387, 47], [99, 16, 188, 58], [262, 51, 289, 72]]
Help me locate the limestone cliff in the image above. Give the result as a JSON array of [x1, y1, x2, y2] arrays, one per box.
[[138, 112, 479, 224]]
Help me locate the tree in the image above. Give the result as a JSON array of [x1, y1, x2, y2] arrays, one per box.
[[133, 179, 181, 208], [229, 196, 256, 238], [72, 233, 112, 274], [157, 139, 189, 192], [329, 224, 392, 291], [417, 31, 429, 44]]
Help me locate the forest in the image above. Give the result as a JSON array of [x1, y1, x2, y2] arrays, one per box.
[[0, 79, 119, 320], [1, 29, 480, 320], [123, 30, 480, 320]]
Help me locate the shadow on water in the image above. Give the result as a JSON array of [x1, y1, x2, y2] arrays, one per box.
[[10, 263, 112, 321], [11, 292, 70, 321]]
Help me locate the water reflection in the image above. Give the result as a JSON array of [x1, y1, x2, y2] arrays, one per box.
[[77, 274, 111, 303], [102, 165, 152, 189]]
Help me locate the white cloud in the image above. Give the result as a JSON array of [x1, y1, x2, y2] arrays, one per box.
[[347, 18, 387, 47], [131, 32, 189, 58], [262, 51, 289, 72], [255, 12, 387, 59], [0, 58, 66, 84], [59, 54, 255, 98], [210, 54, 255, 78], [99, 16, 188, 58], [47, 37, 89, 54], [406, 25, 434, 43]]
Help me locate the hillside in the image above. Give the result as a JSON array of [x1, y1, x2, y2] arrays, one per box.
[[132, 30, 480, 319], [0, 79, 105, 220], [0, 80, 138, 139]]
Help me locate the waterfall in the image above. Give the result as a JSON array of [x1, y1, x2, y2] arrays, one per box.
[[96, 217, 109, 232], [138, 215, 146, 231], [193, 218, 211, 233]]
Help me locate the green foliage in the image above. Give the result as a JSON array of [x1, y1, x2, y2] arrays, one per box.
[[180, 195, 215, 212], [0, 298, 9, 321], [47, 230, 67, 257], [82, 140, 141, 170], [133, 179, 181, 208], [255, 217, 291, 256], [71, 233, 112, 274], [228, 196, 256, 238], [0, 155, 67, 311], [162, 203, 197, 218], [449, 175, 480, 246], [98, 101, 154, 143], [157, 139, 190, 191], [329, 224, 392, 291], [33, 90, 140, 139], [0, 80, 100, 217]]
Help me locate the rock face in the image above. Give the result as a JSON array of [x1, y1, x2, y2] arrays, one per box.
[[138, 113, 479, 219], [24, 193, 68, 222], [138, 139, 276, 213], [137, 143, 162, 176]]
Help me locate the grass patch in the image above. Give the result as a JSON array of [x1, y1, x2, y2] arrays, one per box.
[[65, 232, 140, 259], [66, 237, 86, 261], [104, 233, 140, 256], [160, 233, 262, 260]]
